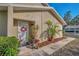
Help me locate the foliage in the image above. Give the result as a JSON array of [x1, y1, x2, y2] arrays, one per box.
[[63, 11, 79, 25], [41, 19, 59, 41], [0, 36, 19, 56], [63, 11, 72, 25], [28, 25, 39, 48], [48, 25, 59, 38], [70, 15, 79, 25], [45, 19, 53, 39], [30, 25, 38, 40], [46, 19, 52, 26]]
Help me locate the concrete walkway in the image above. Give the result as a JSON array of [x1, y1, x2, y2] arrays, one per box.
[[18, 37, 75, 56]]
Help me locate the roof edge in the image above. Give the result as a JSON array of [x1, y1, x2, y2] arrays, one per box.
[[49, 6, 67, 25]]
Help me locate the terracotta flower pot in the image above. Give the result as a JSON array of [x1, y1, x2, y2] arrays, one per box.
[[47, 36, 54, 42], [48, 37, 52, 41]]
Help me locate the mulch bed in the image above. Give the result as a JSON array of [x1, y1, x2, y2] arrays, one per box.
[[37, 37, 63, 48]]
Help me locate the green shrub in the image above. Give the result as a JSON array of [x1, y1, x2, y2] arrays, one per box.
[[0, 36, 19, 56]]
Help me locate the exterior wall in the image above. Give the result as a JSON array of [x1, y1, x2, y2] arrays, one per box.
[[55, 24, 63, 38], [13, 20, 18, 37], [0, 11, 7, 36], [13, 10, 63, 41], [13, 11, 42, 39], [41, 11, 63, 39]]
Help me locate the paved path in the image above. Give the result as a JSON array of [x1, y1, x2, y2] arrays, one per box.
[[52, 38, 79, 56], [18, 37, 75, 56]]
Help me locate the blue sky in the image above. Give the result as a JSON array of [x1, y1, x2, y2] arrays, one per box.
[[48, 3, 79, 18]]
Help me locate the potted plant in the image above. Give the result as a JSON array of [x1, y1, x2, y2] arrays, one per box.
[[29, 24, 39, 48]]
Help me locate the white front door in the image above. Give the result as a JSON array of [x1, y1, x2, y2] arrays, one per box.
[[18, 21, 29, 46]]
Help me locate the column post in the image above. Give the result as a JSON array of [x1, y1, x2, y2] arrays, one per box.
[[7, 5, 14, 36]]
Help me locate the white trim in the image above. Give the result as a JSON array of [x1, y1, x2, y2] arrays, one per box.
[[50, 7, 67, 25], [18, 21, 29, 45]]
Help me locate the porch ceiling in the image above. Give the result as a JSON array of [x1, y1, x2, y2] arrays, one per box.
[[0, 6, 7, 11]]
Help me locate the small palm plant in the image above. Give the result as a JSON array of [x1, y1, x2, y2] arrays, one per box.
[[46, 19, 59, 41], [46, 19, 52, 41], [48, 24, 59, 41]]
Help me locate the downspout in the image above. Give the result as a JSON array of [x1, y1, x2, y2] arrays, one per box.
[[41, 8, 43, 41]]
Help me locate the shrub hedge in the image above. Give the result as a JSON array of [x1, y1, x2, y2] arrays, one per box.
[[0, 36, 20, 56]]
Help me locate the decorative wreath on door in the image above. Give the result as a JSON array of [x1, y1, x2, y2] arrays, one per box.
[[20, 26, 27, 32]]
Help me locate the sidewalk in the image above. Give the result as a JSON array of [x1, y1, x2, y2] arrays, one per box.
[[18, 37, 75, 56]]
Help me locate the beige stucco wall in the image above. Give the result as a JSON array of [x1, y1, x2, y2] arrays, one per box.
[[0, 4, 63, 42], [13, 11, 42, 39], [0, 11, 7, 36], [13, 10, 63, 41], [41, 11, 63, 39]]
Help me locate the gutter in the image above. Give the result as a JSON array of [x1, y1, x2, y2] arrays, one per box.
[[50, 7, 67, 25], [47, 4, 67, 25]]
